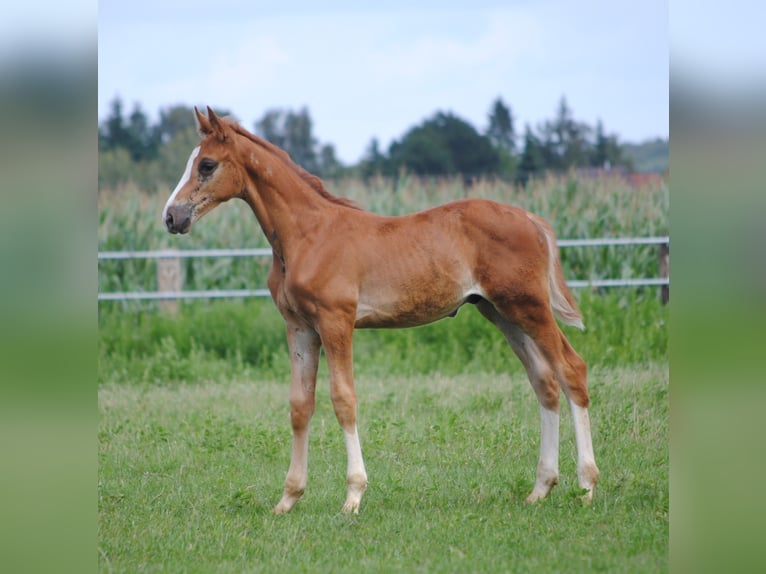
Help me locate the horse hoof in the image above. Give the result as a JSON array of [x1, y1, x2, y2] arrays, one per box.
[[341, 500, 361, 514]]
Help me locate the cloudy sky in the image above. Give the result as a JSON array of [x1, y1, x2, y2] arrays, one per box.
[[98, 0, 668, 164]]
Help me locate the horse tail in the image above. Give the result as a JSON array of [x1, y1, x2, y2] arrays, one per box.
[[526, 213, 585, 330]]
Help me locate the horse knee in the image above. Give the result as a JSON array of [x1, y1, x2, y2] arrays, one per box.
[[289, 397, 314, 431], [330, 386, 358, 428]]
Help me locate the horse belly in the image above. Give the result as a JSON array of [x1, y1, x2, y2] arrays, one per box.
[[353, 225, 479, 328], [354, 281, 475, 329]]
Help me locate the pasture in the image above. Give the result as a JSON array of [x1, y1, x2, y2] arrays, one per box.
[[98, 363, 668, 573], [98, 174, 668, 572]]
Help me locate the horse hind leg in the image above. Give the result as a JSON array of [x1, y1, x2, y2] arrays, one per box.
[[519, 310, 599, 503], [477, 299, 599, 503], [476, 301, 562, 503], [556, 334, 600, 503]]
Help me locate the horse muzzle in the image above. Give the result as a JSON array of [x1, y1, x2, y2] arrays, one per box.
[[165, 204, 193, 234]]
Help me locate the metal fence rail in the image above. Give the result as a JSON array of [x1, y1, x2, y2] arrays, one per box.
[[97, 236, 669, 301], [97, 289, 272, 301], [98, 248, 273, 260], [97, 237, 669, 261], [556, 236, 669, 247]]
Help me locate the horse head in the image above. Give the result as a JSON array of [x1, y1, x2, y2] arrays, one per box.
[[163, 107, 245, 234]]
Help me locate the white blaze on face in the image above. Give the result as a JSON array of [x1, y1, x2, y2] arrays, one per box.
[[162, 146, 201, 221]]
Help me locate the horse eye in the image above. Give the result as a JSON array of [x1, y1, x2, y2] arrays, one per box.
[[199, 159, 218, 176]]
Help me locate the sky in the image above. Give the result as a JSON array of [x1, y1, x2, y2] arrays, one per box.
[[98, 0, 669, 164]]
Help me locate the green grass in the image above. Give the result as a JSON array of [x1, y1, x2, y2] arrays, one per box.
[[98, 289, 667, 385], [98, 364, 668, 573]]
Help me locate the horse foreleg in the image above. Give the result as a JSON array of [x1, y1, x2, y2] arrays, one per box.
[[340, 424, 366, 514], [273, 322, 320, 515], [319, 317, 368, 514]]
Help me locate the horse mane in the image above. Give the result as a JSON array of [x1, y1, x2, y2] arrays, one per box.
[[226, 120, 362, 211]]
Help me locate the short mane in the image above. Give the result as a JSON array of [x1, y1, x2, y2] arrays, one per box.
[[227, 120, 362, 211]]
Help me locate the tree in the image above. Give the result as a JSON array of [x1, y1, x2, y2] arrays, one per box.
[[255, 109, 287, 150], [283, 107, 319, 173], [98, 97, 160, 162], [590, 119, 628, 170], [359, 137, 387, 179], [255, 107, 322, 174], [255, 107, 344, 178], [99, 97, 128, 151], [487, 97, 516, 155], [157, 104, 197, 143], [539, 96, 592, 170], [317, 143, 342, 179], [517, 124, 546, 184], [124, 104, 160, 162], [389, 124, 454, 175], [388, 111, 500, 177], [487, 97, 518, 180]]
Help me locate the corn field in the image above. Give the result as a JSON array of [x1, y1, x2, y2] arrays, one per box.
[[98, 173, 669, 302]]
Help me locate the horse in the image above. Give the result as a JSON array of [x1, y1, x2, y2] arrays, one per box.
[[162, 107, 599, 514]]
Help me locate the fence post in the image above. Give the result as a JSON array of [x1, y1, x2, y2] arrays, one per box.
[[658, 242, 669, 304], [157, 250, 181, 314]]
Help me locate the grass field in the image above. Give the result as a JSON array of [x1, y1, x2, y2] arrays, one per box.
[[98, 290, 667, 385], [98, 363, 667, 573]]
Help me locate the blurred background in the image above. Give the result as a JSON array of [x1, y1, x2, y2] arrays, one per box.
[[672, 1, 766, 571], [0, 2, 94, 573]]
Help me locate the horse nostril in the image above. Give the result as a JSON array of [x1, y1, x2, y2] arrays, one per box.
[[165, 211, 181, 234]]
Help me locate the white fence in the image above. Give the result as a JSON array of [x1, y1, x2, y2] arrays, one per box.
[[97, 236, 669, 302]]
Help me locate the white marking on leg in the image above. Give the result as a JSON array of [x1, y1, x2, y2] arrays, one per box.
[[162, 146, 200, 221], [341, 425, 367, 514], [569, 399, 599, 502], [495, 329, 561, 504], [274, 428, 309, 514], [526, 405, 560, 503], [291, 431, 309, 482], [539, 406, 559, 476], [344, 425, 365, 479]]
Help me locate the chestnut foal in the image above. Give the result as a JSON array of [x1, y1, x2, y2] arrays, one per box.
[[163, 107, 599, 514]]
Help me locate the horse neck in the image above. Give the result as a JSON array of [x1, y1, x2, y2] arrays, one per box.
[[237, 136, 331, 253]]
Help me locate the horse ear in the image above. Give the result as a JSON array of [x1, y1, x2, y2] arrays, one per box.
[[206, 106, 229, 141], [194, 106, 213, 136]]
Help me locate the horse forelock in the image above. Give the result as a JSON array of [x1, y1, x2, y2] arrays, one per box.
[[228, 123, 362, 211]]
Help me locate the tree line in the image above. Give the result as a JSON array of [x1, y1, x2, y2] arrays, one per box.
[[98, 95, 633, 189]]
